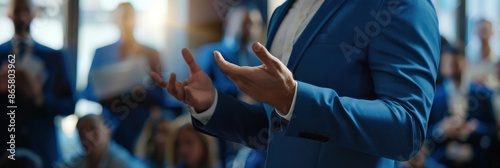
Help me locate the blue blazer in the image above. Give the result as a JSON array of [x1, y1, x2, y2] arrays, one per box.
[[193, 0, 440, 167], [427, 82, 497, 167], [0, 40, 75, 168]]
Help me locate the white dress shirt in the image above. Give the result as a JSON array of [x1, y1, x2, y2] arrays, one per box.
[[190, 0, 325, 124]]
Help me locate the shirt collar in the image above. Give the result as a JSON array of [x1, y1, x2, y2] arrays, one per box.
[[11, 35, 34, 48]]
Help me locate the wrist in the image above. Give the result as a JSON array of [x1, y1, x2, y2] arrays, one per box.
[[276, 80, 296, 115], [194, 87, 217, 113]]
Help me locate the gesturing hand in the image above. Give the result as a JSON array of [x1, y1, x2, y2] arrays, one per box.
[[214, 42, 296, 114], [151, 49, 215, 112]]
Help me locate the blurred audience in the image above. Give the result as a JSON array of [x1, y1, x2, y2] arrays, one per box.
[[63, 114, 146, 168], [82, 2, 167, 154], [467, 19, 499, 89], [169, 115, 220, 168], [135, 110, 172, 168], [427, 45, 497, 167], [0, 0, 75, 167]]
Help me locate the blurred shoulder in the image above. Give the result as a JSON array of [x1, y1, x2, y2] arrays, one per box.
[[469, 83, 493, 97], [33, 42, 64, 58], [94, 42, 120, 54]]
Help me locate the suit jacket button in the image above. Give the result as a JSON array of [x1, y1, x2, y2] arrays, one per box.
[[272, 121, 281, 131]]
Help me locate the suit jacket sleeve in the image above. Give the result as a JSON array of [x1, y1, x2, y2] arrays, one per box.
[[192, 90, 269, 151], [283, 0, 440, 161]]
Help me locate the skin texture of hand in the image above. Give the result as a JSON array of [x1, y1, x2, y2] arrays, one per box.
[[214, 42, 296, 114], [151, 49, 215, 112]]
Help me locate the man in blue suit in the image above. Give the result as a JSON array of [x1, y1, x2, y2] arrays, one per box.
[[0, 0, 75, 167], [152, 0, 440, 167]]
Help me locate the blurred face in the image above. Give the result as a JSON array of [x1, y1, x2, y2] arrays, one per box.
[[9, 0, 35, 34], [477, 21, 493, 41], [176, 126, 206, 167], [241, 10, 263, 43], [226, 9, 263, 43], [77, 117, 110, 155], [440, 52, 466, 79], [153, 121, 169, 155], [115, 4, 136, 34]]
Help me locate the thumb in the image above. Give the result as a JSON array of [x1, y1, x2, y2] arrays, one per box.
[[252, 42, 281, 69]]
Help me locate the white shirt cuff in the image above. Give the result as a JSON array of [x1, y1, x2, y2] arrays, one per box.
[[275, 81, 298, 121], [188, 90, 218, 125]]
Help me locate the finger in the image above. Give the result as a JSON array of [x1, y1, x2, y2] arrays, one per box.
[[166, 73, 177, 95], [150, 72, 167, 88], [184, 86, 194, 106], [213, 51, 243, 77], [167, 73, 185, 101], [182, 48, 201, 73], [252, 42, 281, 69]]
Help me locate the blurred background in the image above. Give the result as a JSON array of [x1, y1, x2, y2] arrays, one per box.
[[0, 0, 499, 168]]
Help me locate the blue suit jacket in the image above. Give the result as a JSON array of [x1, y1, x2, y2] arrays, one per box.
[[193, 0, 440, 167], [428, 82, 497, 167], [0, 40, 75, 168]]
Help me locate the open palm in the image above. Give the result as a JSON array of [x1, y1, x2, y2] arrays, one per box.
[[151, 49, 215, 112]]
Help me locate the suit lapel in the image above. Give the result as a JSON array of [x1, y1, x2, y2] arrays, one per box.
[[287, 0, 347, 72], [265, 0, 294, 49]]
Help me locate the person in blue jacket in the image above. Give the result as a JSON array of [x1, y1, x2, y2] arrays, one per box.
[[0, 0, 75, 167], [427, 45, 497, 167], [152, 0, 440, 167], [82, 2, 166, 154]]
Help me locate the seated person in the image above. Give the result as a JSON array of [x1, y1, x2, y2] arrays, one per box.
[[427, 45, 497, 168], [135, 111, 172, 168], [169, 115, 220, 168], [63, 114, 146, 168]]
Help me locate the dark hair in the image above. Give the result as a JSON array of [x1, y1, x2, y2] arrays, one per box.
[[77, 114, 109, 129], [173, 124, 210, 168]]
